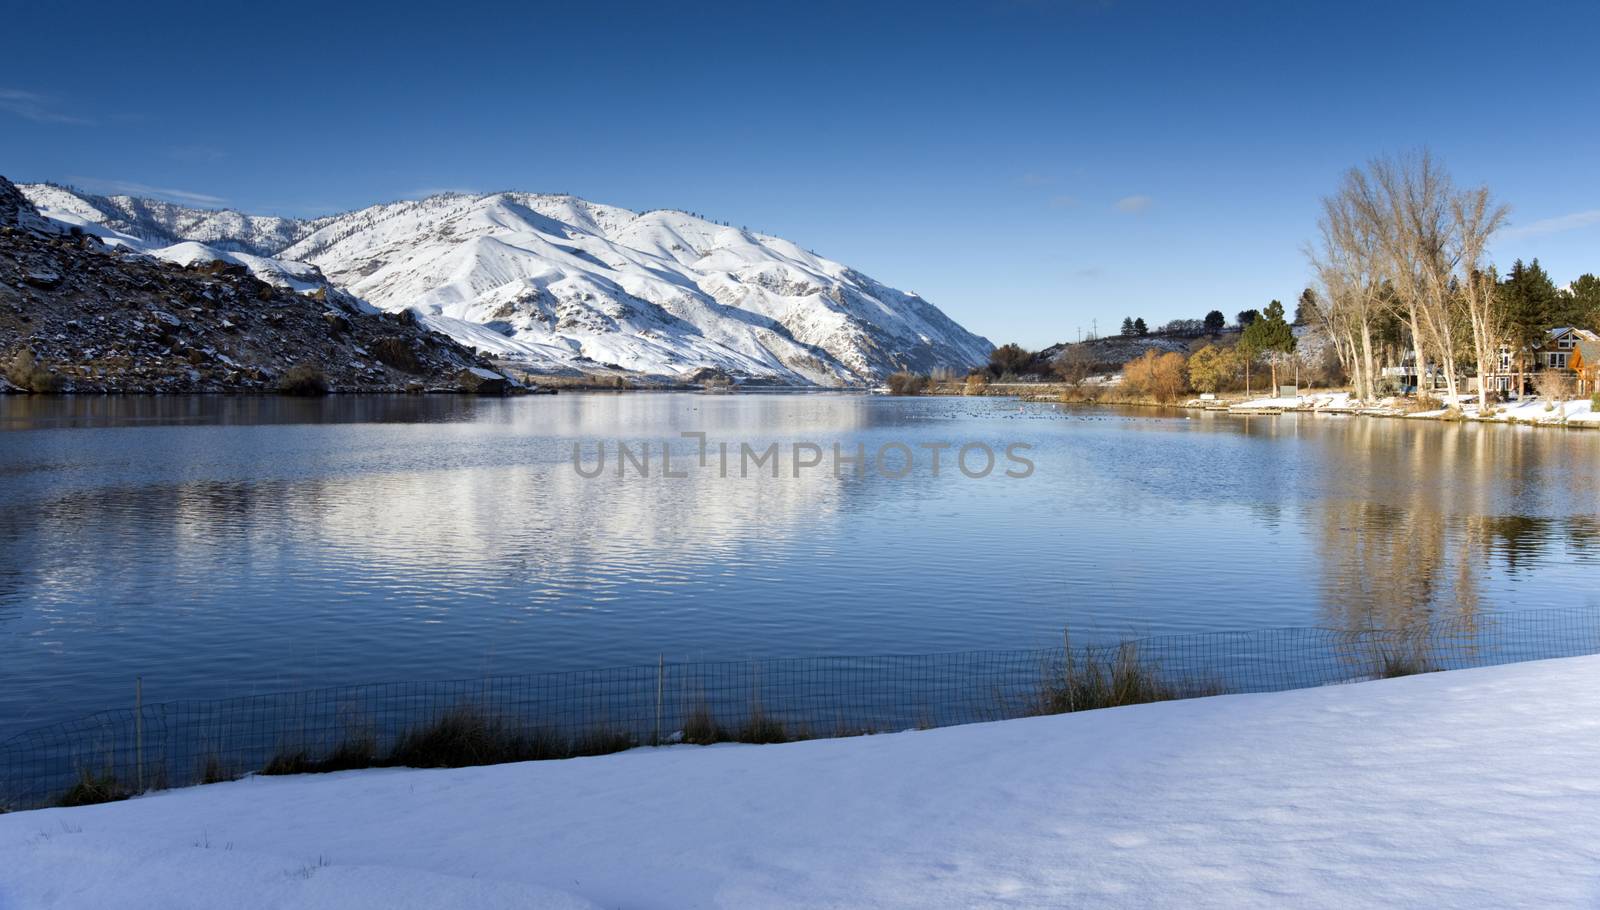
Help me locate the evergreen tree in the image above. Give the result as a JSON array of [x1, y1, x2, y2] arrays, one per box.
[[1570, 274, 1600, 330], [1120, 317, 1136, 336], [1133, 317, 1148, 336], [1237, 309, 1260, 329], [1499, 259, 1563, 390], [1204, 309, 1226, 334], [1241, 299, 1296, 390], [1294, 288, 1317, 325]]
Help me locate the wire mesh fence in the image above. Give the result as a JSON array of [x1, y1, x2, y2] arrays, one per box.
[[4, 607, 1599, 810]]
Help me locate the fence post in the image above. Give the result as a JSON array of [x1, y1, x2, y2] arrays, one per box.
[[1063, 630, 1075, 714], [655, 655, 664, 746], [134, 676, 144, 792]]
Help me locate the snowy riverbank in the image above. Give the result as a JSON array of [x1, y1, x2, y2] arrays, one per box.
[[5, 656, 1600, 908], [1223, 391, 1600, 425]]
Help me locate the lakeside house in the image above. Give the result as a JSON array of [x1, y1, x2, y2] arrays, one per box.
[[1573, 335, 1600, 395], [1380, 356, 1448, 395], [1482, 327, 1600, 397]]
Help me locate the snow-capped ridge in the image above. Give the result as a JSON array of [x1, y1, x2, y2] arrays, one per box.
[[19, 183, 993, 383]]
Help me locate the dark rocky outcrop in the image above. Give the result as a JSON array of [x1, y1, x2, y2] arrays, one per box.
[[0, 175, 500, 394], [679, 365, 731, 384], [455, 367, 510, 395], [0, 178, 50, 232]]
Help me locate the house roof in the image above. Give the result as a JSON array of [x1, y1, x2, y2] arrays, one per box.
[[1550, 327, 1600, 342], [1576, 339, 1600, 366]]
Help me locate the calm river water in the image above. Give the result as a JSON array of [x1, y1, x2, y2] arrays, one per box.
[[1, 393, 1596, 736]]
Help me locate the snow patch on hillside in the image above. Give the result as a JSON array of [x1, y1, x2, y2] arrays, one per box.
[[25, 189, 334, 297], [151, 242, 326, 294]]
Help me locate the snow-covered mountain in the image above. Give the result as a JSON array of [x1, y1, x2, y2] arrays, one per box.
[[18, 184, 343, 297], [20, 184, 991, 384], [20, 183, 308, 255]]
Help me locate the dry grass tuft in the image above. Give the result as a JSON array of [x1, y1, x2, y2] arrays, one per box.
[[386, 707, 569, 768], [680, 703, 728, 746], [261, 733, 378, 775], [55, 769, 132, 807], [197, 755, 241, 785], [734, 707, 792, 745], [1365, 638, 1439, 679], [1035, 642, 1221, 715], [1401, 394, 1445, 414], [277, 362, 329, 396]]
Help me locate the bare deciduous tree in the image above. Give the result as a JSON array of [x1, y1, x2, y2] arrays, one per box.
[[1535, 369, 1575, 419], [1052, 345, 1094, 388], [1311, 150, 1507, 407], [1452, 185, 1509, 410], [1370, 151, 1463, 400], [1309, 175, 1388, 402]]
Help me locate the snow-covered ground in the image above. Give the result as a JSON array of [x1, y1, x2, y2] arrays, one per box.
[[1226, 391, 1600, 425], [1226, 391, 1355, 411], [6, 656, 1600, 908], [1482, 396, 1599, 425], [148, 241, 328, 295]]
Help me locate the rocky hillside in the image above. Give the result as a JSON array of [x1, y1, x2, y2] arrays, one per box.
[[1041, 324, 1331, 376], [1, 177, 499, 394], [0, 179, 51, 233], [21, 184, 993, 385], [1040, 333, 1216, 373]]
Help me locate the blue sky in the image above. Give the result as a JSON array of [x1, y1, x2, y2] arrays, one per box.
[[4, 0, 1598, 348]]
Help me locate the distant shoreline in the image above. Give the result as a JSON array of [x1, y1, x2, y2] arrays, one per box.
[[7, 385, 1598, 431], [913, 381, 1600, 430]]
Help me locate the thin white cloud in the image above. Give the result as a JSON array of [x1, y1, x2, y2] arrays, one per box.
[[1019, 172, 1056, 186], [1049, 194, 1079, 209], [1503, 209, 1600, 240], [67, 176, 227, 206], [1114, 194, 1153, 213], [0, 88, 92, 125]]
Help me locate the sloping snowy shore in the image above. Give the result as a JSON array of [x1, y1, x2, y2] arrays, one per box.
[[5, 656, 1600, 908], [1226, 391, 1600, 425]]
